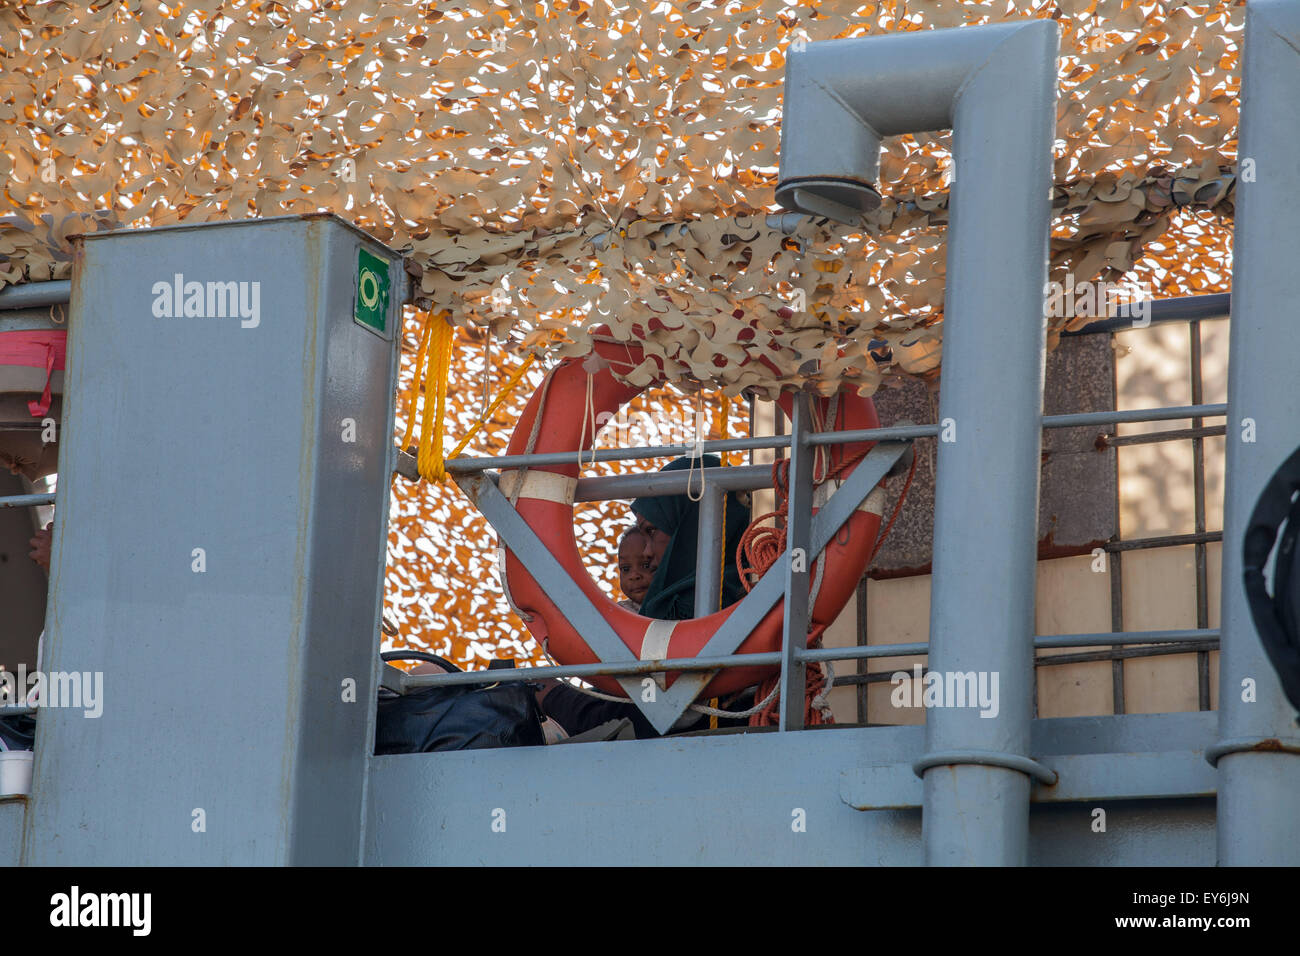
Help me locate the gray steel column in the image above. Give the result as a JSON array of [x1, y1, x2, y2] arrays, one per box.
[[777, 19, 1059, 864], [23, 216, 402, 864], [694, 483, 725, 617], [923, 23, 1058, 867], [778, 394, 814, 731], [1213, 0, 1300, 866]]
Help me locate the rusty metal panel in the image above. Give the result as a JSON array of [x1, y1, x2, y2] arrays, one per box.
[[870, 333, 1118, 575]]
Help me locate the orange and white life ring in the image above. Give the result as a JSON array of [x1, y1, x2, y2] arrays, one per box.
[[500, 331, 885, 700]]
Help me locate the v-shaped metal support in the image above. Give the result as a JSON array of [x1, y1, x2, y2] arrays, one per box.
[[457, 439, 909, 734]]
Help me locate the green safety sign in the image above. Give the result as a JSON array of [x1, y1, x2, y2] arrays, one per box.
[[354, 247, 390, 334]]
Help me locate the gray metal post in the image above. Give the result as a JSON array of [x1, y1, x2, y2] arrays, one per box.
[[922, 19, 1058, 870], [22, 215, 402, 864], [777, 19, 1059, 864], [778, 394, 814, 731], [1211, 0, 1300, 866], [694, 484, 725, 617]]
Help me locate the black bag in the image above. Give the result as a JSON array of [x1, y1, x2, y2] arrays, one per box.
[[1243, 445, 1300, 716], [0, 714, 36, 752], [374, 652, 545, 754]]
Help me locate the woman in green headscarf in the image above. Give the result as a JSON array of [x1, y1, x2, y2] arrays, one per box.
[[536, 454, 756, 739], [631, 454, 753, 620]]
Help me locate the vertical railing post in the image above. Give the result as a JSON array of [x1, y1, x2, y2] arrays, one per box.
[[776, 22, 1058, 859], [779, 393, 815, 731], [1212, 0, 1300, 866], [919, 26, 1057, 866], [694, 484, 725, 618]]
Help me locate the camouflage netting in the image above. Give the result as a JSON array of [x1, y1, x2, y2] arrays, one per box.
[[2, 0, 1240, 398]]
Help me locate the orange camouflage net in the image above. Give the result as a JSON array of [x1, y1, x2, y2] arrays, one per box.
[[0, 0, 1238, 662]]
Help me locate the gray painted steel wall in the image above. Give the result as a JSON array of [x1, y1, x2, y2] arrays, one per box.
[[20, 215, 400, 865], [0, 801, 22, 867], [364, 713, 1215, 866]]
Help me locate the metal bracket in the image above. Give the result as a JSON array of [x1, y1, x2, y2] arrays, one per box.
[[841, 749, 1216, 810], [379, 663, 407, 695]]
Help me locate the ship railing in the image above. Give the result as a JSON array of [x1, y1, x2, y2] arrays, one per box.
[[0, 286, 1230, 730]]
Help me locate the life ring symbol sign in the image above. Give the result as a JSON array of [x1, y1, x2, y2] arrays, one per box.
[[354, 246, 391, 335], [359, 271, 380, 309]]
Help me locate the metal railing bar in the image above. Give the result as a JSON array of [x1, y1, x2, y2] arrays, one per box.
[[835, 638, 1221, 685], [439, 422, 937, 474], [1042, 403, 1226, 429], [417, 406, 1228, 478], [403, 643, 938, 691], [0, 279, 72, 311], [804, 423, 942, 445], [0, 492, 55, 509], [800, 642, 931, 662], [778, 393, 815, 731], [1189, 321, 1213, 712], [574, 463, 774, 501], [443, 434, 798, 473], [1105, 530, 1222, 552], [1061, 292, 1230, 336], [855, 577, 870, 724], [1033, 640, 1219, 667], [398, 629, 1219, 691], [1033, 628, 1218, 649], [804, 630, 1218, 655], [1105, 424, 1226, 447], [1109, 536, 1126, 716], [403, 652, 786, 688], [415, 462, 782, 500]]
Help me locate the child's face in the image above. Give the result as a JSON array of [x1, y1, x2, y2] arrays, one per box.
[[618, 534, 657, 604]]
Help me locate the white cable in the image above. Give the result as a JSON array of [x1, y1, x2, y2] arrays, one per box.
[[540, 639, 641, 703], [688, 682, 779, 718], [685, 391, 704, 502], [577, 370, 597, 470]]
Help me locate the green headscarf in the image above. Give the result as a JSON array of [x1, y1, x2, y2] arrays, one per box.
[[631, 455, 752, 621]]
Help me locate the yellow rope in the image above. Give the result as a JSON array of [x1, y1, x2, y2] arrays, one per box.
[[400, 315, 435, 454], [448, 352, 537, 461], [401, 309, 540, 484], [416, 311, 455, 483]]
